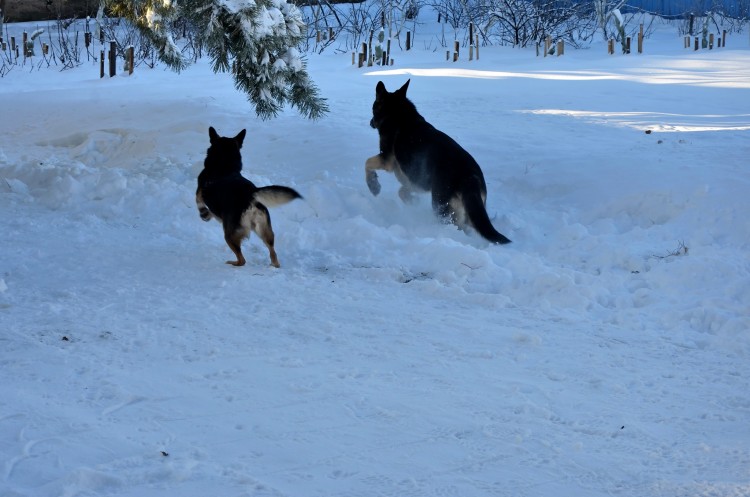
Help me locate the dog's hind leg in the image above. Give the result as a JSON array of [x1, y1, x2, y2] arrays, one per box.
[[223, 229, 247, 267], [248, 203, 281, 268], [256, 225, 280, 268], [431, 188, 457, 223], [256, 221, 280, 268]]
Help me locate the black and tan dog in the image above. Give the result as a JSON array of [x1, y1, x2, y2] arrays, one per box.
[[196, 127, 302, 267], [365, 80, 511, 244]]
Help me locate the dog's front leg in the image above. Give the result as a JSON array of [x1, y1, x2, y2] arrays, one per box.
[[398, 186, 417, 204], [365, 154, 393, 196], [196, 188, 213, 221], [364, 155, 383, 196]]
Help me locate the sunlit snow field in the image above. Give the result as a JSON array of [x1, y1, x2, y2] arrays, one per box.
[[1, 10, 749, 497]]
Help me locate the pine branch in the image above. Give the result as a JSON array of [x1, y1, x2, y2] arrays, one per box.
[[102, 0, 328, 119]]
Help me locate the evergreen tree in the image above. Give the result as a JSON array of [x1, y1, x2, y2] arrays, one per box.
[[103, 0, 327, 120]]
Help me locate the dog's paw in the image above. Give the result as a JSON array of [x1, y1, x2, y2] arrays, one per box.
[[199, 207, 212, 221], [366, 171, 381, 196], [398, 187, 416, 204]]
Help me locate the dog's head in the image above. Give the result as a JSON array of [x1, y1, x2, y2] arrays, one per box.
[[370, 79, 413, 129], [205, 127, 247, 174]]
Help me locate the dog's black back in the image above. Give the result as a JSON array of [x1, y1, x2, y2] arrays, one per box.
[[366, 80, 511, 244], [198, 128, 257, 224]]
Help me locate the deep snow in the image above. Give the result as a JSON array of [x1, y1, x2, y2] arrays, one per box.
[[1, 12, 750, 497]]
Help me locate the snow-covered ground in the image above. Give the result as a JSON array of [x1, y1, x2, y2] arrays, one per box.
[[1, 12, 749, 497]]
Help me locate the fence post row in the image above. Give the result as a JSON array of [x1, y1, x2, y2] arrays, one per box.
[[686, 30, 727, 50]]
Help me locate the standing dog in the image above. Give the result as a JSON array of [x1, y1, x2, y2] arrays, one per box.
[[365, 80, 511, 244], [196, 127, 302, 267]]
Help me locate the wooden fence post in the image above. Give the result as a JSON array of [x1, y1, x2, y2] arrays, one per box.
[[557, 40, 564, 56], [100, 50, 105, 78], [694, 36, 699, 51], [127, 45, 134, 74], [709, 33, 714, 49], [608, 39, 614, 54], [638, 24, 643, 53], [406, 31, 411, 51], [109, 40, 116, 77], [475, 35, 479, 60], [626, 36, 631, 54], [454, 40, 459, 60]]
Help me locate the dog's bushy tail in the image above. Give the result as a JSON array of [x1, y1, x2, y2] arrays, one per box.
[[463, 186, 512, 245], [255, 186, 303, 207]]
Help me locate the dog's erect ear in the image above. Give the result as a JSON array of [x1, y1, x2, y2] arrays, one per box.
[[234, 129, 247, 148], [396, 79, 410, 97], [375, 81, 386, 98], [209, 126, 219, 144]]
